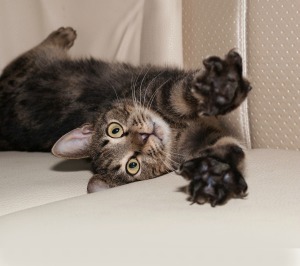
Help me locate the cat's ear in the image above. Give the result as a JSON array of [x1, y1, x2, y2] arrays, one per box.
[[51, 123, 94, 159], [87, 175, 110, 193]]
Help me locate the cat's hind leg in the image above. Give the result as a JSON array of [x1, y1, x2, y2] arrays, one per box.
[[0, 27, 77, 151], [40, 27, 77, 50], [0, 27, 77, 83], [177, 137, 247, 207]]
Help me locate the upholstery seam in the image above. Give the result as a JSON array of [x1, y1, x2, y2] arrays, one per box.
[[239, 0, 252, 148]]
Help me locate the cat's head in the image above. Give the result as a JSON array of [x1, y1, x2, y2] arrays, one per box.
[[52, 100, 174, 192]]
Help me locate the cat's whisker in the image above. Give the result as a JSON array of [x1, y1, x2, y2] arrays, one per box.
[[142, 70, 165, 110], [165, 154, 180, 165], [164, 150, 183, 157], [131, 67, 144, 107], [159, 157, 173, 173], [146, 86, 160, 111], [139, 66, 151, 107], [147, 78, 171, 110], [109, 82, 121, 104], [131, 85, 137, 107], [147, 145, 172, 173], [152, 148, 178, 172], [130, 74, 138, 107], [161, 152, 181, 168]]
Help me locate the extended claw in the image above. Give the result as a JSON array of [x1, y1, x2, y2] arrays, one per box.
[[177, 156, 248, 207]]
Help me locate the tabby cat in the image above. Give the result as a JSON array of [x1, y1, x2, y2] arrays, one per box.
[[0, 27, 252, 206]]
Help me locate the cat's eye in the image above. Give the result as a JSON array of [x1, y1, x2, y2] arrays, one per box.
[[126, 158, 140, 175], [107, 122, 124, 138]]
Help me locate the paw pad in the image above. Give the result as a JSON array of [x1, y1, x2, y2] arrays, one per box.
[[191, 50, 251, 116], [178, 156, 247, 207]]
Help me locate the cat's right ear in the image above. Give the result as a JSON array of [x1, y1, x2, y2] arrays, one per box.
[[87, 175, 110, 193], [51, 123, 94, 159]]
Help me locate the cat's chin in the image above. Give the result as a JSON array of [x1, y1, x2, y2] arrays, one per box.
[[140, 121, 170, 155]]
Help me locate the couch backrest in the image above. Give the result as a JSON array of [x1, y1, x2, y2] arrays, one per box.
[[0, 0, 182, 69], [0, 0, 144, 68], [1, 0, 298, 150], [246, 0, 300, 150], [183, 0, 300, 150]]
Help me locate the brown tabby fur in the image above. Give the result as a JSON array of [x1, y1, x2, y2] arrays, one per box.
[[0, 27, 252, 206]]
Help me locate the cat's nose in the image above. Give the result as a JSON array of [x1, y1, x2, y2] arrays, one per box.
[[140, 133, 150, 143], [131, 132, 150, 147]]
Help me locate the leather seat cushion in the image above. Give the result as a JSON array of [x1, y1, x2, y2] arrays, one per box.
[[0, 149, 299, 246]]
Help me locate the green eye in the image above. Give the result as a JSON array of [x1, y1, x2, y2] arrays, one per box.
[[107, 122, 124, 138], [126, 158, 140, 175]]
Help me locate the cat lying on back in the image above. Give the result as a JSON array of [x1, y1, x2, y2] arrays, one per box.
[[0, 27, 252, 206]]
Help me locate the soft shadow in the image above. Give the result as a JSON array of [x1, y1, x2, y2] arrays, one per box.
[[51, 158, 91, 172]]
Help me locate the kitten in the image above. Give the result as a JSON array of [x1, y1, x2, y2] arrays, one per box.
[[0, 27, 252, 206]]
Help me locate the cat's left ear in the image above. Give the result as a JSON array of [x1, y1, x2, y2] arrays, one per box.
[[51, 123, 94, 159]]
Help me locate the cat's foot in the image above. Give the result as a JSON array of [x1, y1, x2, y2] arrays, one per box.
[[191, 50, 252, 116], [42, 27, 77, 49], [177, 155, 248, 207]]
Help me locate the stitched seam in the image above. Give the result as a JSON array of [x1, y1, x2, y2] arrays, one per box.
[[238, 0, 252, 148]]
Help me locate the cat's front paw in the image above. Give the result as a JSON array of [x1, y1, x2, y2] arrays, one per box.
[[191, 50, 252, 116], [177, 156, 248, 207]]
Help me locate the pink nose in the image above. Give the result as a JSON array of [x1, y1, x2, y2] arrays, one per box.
[[140, 133, 150, 143]]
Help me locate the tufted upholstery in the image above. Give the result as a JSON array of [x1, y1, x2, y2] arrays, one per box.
[[0, 1, 300, 265], [182, 0, 251, 147], [183, 0, 300, 150], [247, 0, 300, 150]]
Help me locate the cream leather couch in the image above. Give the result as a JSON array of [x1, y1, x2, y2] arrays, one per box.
[[0, 1, 299, 265]]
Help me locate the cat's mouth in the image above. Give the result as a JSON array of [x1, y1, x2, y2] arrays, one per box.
[[140, 122, 166, 145], [152, 122, 165, 142]]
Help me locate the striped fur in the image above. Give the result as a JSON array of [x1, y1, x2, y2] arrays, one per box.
[[0, 28, 252, 206]]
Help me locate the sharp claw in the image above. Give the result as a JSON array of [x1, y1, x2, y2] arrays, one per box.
[[178, 156, 248, 206]]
